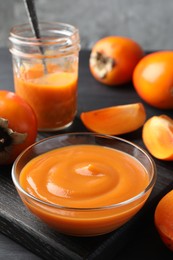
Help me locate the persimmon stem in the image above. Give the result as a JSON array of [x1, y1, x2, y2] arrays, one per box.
[[0, 126, 13, 152], [0, 118, 27, 151]]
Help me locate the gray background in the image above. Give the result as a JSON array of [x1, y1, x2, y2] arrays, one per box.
[[1, 0, 173, 50]]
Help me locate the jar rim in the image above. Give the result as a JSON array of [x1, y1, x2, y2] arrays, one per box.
[[9, 22, 79, 47], [9, 21, 80, 57]]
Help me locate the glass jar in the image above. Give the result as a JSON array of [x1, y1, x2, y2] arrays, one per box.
[[9, 22, 80, 132]]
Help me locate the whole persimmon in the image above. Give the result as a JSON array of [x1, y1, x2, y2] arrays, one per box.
[[0, 90, 37, 165], [89, 36, 144, 86], [133, 51, 173, 109], [155, 190, 173, 251]]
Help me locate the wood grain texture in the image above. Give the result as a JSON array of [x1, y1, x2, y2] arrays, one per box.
[[0, 233, 41, 260], [0, 49, 173, 259]]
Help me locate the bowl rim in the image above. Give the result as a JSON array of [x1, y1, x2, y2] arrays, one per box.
[[11, 132, 157, 212]]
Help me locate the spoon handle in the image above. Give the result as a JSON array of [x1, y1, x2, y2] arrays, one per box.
[[23, 0, 41, 40], [23, 0, 47, 73]]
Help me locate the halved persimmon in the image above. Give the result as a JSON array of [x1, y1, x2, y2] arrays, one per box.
[[133, 51, 173, 109], [89, 36, 144, 86], [155, 190, 173, 251], [142, 115, 173, 160], [80, 103, 146, 135]]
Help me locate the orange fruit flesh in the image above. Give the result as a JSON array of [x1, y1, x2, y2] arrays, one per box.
[[142, 115, 173, 160], [80, 103, 146, 135]]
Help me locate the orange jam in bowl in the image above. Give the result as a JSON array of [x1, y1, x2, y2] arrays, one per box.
[[12, 133, 156, 236]]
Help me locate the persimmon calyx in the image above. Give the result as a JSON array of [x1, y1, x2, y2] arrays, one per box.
[[90, 51, 115, 78], [0, 117, 27, 162]]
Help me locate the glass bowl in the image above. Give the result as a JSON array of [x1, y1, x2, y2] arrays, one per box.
[[12, 132, 157, 237]]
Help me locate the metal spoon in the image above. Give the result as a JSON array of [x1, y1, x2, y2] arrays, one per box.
[[23, 0, 47, 74]]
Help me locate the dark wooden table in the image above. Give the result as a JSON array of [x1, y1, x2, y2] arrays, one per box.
[[0, 48, 173, 259]]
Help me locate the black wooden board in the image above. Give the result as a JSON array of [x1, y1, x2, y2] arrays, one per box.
[[0, 49, 173, 259]]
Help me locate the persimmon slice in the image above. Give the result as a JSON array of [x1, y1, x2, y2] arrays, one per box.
[[142, 115, 173, 160], [80, 103, 146, 135]]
